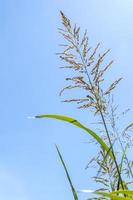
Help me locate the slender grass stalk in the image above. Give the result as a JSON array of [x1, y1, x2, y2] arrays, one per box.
[[68, 28, 124, 190], [55, 145, 79, 200], [99, 109, 124, 190], [114, 126, 133, 179]]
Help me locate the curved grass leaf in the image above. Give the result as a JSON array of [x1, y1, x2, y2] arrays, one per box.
[[35, 114, 114, 159], [55, 145, 78, 200], [111, 190, 133, 196], [95, 191, 133, 200]]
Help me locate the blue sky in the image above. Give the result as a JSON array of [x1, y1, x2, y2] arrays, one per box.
[[0, 0, 133, 200]]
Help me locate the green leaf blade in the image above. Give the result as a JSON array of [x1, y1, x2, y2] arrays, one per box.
[[35, 114, 114, 159], [95, 191, 133, 200], [55, 145, 78, 200]]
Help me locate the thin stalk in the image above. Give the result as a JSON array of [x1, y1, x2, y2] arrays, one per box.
[[75, 42, 124, 190], [96, 141, 116, 191], [61, 27, 124, 190], [99, 110, 124, 190], [114, 127, 133, 179], [110, 103, 133, 179]]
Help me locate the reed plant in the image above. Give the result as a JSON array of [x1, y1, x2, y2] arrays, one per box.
[[35, 12, 133, 200]]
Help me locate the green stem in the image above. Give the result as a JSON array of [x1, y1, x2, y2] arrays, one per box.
[[114, 127, 133, 179], [76, 42, 124, 191], [99, 110, 124, 190]]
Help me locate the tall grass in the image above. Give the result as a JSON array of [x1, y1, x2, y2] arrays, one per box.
[[35, 12, 133, 199]]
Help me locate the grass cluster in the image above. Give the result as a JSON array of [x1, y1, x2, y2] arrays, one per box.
[[35, 12, 133, 200]]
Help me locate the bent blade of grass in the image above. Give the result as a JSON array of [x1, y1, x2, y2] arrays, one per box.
[[111, 190, 133, 196], [95, 191, 133, 200], [35, 114, 114, 159], [55, 145, 78, 200]]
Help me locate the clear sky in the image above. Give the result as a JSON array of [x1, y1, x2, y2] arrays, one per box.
[[0, 0, 133, 200]]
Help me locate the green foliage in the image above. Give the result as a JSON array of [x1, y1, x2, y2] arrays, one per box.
[[35, 114, 114, 159], [34, 11, 133, 200], [56, 145, 79, 200], [95, 190, 133, 200]]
